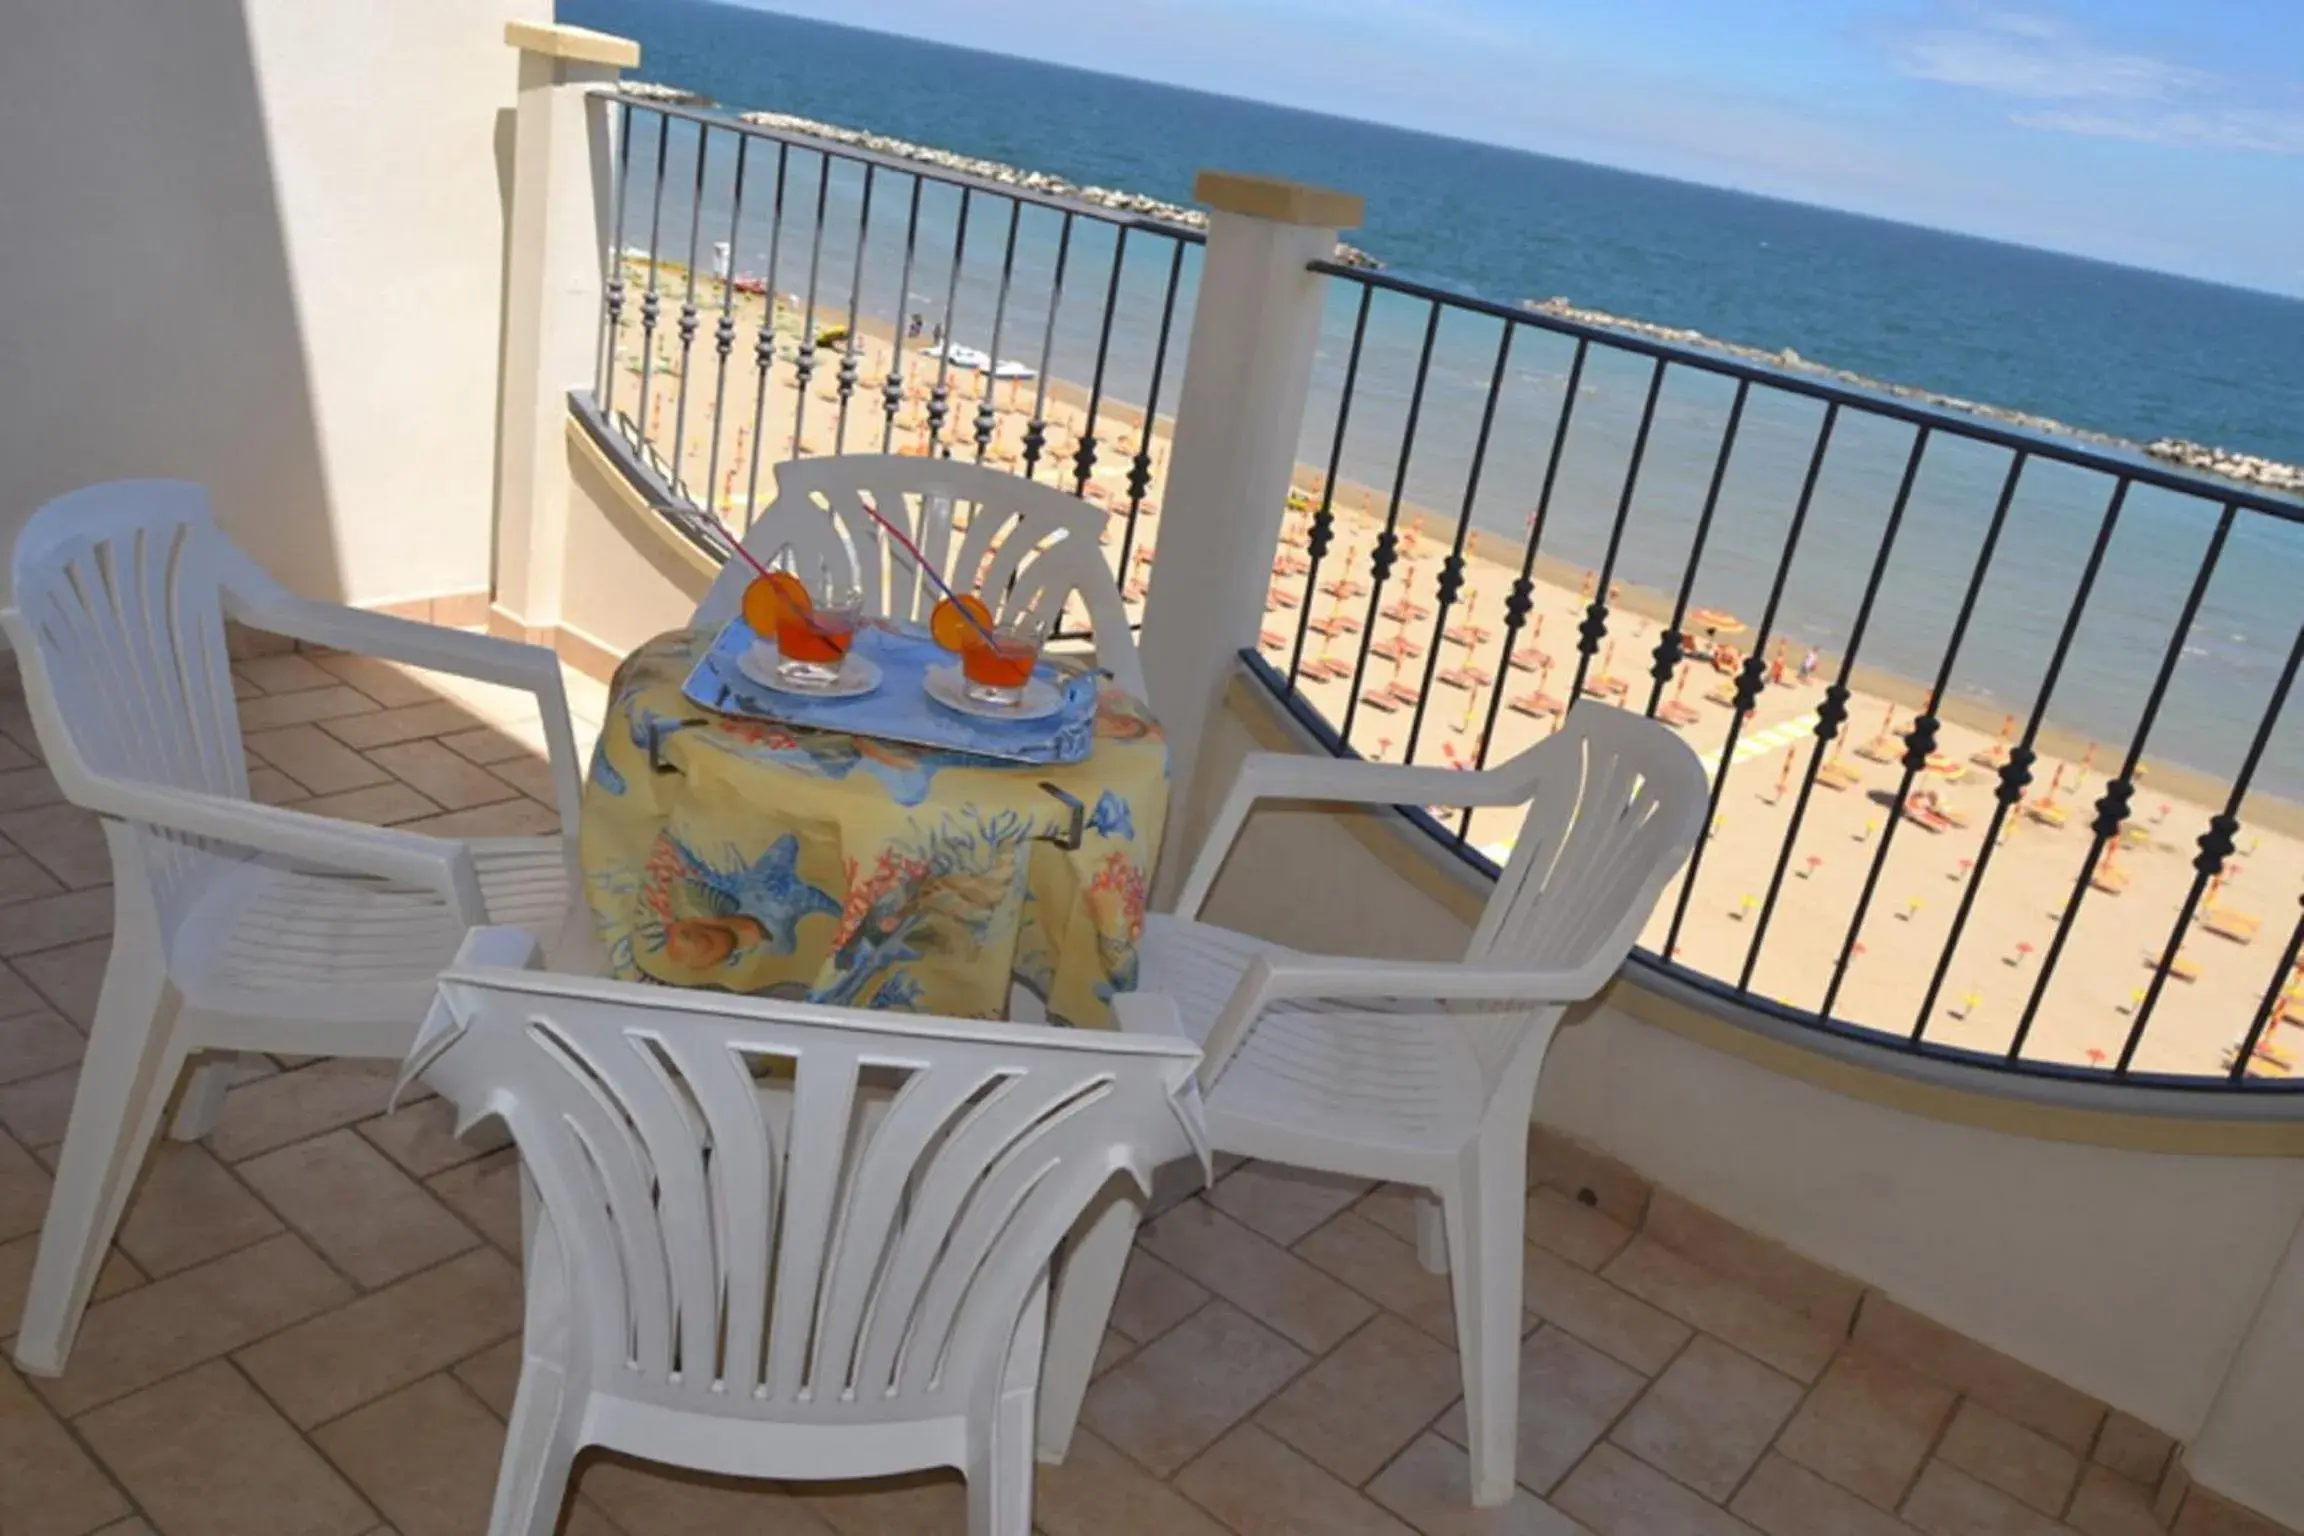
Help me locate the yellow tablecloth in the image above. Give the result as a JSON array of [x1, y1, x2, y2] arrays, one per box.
[[580, 627, 1167, 1026]]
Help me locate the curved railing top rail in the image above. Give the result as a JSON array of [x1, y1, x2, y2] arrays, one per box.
[[1310, 259, 2304, 523]]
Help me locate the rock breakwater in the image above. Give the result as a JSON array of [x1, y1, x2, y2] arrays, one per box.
[[1523, 296, 2302, 497], [622, 80, 710, 105], [737, 109, 1380, 270]]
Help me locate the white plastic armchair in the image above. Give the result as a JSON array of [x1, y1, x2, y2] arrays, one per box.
[[693, 454, 1148, 703], [401, 928, 1207, 1536], [2, 480, 586, 1376], [1128, 703, 1707, 1506]]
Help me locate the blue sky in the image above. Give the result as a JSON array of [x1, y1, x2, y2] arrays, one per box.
[[724, 0, 2304, 295]]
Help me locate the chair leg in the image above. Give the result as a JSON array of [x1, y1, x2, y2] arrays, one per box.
[[1415, 1190, 1449, 1275], [488, 1209, 582, 1536], [970, 1276, 1045, 1536], [1035, 1177, 1136, 1464], [12, 957, 186, 1376], [168, 1055, 236, 1142], [1440, 1149, 1528, 1507]]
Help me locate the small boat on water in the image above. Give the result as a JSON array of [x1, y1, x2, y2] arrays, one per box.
[[924, 342, 992, 370]]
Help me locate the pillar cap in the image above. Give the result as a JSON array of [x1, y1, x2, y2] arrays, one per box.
[[505, 21, 639, 69], [1193, 170, 1363, 230]]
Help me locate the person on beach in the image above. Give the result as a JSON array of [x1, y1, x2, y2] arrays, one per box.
[[908, 311, 924, 338], [1800, 647, 1819, 685]]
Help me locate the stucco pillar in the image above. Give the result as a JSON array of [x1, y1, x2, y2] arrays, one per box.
[[494, 22, 635, 641], [1139, 171, 1360, 906]]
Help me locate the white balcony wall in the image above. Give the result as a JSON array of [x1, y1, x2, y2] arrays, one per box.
[[0, 0, 543, 612]]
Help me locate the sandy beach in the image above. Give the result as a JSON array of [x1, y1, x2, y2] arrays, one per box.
[[605, 257, 2304, 1081]]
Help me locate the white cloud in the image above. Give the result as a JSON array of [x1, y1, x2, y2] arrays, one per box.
[[1890, 8, 2304, 156]]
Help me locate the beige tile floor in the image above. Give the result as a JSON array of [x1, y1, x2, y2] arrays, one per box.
[[0, 630, 2293, 1536]]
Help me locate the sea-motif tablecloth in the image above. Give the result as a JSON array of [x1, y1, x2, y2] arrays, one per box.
[[581, 627, 1167, 1026]]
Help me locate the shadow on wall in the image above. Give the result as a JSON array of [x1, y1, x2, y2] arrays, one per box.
[[0, 0, 336, 609]]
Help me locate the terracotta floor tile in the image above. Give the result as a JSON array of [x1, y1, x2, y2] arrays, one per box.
[[91, 1519, 158, 1535], [363, 740, 523, 812], [0, 1231, 141, 1341], [1901, 1460, 2066, 1536], [234, 1247, 522, 1427], [0, 1067, 75, 1154], [483, 755, 563, 805], [283, 783, 442, 827], [1175, 1423, 1417, 1536], [1082, 1299, 1310, 1475], [1033, 1428, 1232, 1536], [2090, 1413, 2174, 1489], [1641, 1193, 1862, 1331], [1853, 1295, 2105, 1454], [1095, 1327, 1136, 1376], [2175, 1487, 2295, 1535], [448, 1337, 522, 1419], [1601, 1239, 1838, 1383], [0, 853, 65, 908], [77, 1360, 375, 1536], [207, 1060, 403, 1163], [1366, 1433, 1595, 1535], [1774, 1348, 1955, 1508], [247, 767, 311, 805], [0, 1010, 80, 1087], [1610, 1334, 1803, 1501], [1937, 1400, 2082, 1516], [1208, 1161, 1375, 1246], [577, 1453, 839, 1534], [114, 1141, 283, 1276], [439, 722, 546, 766], [1259, 1312, 1464, 1484], [424, 1147, 524, 1255], [32, 1233, 352, 1417], [1140, 1198, 1375, 1352], [1355, 1183, 1427, 1246], [0, 959, 45, 1019], [354, 1098, 511, 1180], [236, 686, 383, 734], [1435, 1325, 1648, 1496], [1108, 1248, 1210, 1343], [236, 654, 345, 696], [11, 939, 107, 1029], [0, 735, 29, 773], [1550, 1442, 1761, 1536], [237, 1128, 477, 1288], [1528, 1189, 1636, 1273], [1, 1128, 55, 1243], [322, 701, 488, 753], [0, 766, 66, 816], [311, 655, 447, 710], [1525, 1242, 1692, 1376], [2066, 1464, 2163, 1536], [243, 725, 394, 796], [1526, 1132, 1652, 1229], [0, 807, 110, 891], [0, 1360, 134, 1536], [0, 889, 114, 960], [1296, 1208, 1464, 1343], [1729, 1453, 1914, 1536], [394, 799, 565, 838], [802, 1468, 969, 1534], [313, 1373, 613, 1536]]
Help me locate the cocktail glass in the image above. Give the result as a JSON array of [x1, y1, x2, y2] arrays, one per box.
[[960, 610, 1046, 708], [775, 571, 862, 688]]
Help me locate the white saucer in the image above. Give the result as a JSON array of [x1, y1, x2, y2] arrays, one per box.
[[924, 663, 1063, 721], [737, 642, 881, 699]]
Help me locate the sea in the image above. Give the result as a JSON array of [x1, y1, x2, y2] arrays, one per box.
[[561, 0, 2304, 799]]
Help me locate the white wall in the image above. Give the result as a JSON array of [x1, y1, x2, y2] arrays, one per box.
[[0, 0, 543, 609]]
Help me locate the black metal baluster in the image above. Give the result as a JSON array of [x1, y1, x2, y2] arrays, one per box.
[[925, 188, 973, 461], [2230, 897, 2304, 1083], [789, 154, 833, 465], [1022, 214, 1074, 482], [635, 110, 673, 453], [1662, 402, 1839, 963], [1564, 359, 1667, 706], [833, 163, 875, 454], [1286, 282, 1374, 691], [1072, 227, 1129, 500], [1402, 322, 1516, 767], [2008, 503, 2238, 1058], [1741, 427, 1931, 990], [597, 98, 636, 415], [1339, 301, 1444, 749], [701, 135, 749, 530], [740, 141, 792, 531], [880, 176, 924, 453], [2124, 614, 2304, 1072], [1113, 239, 1186, 593], [1911, 476, 2127, 1035], [1817, 450, 2028, 1019], [1641, 381, 1750, 721], [974, 202, 1023, 464], [668, 122, 711, 499]]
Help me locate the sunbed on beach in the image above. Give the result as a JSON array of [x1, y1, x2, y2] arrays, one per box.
[[1854, 736, 1901, 764], [2022, 799, 2069, 828], [1508, 691, 1563, 720], [2090, 862, 2130, 895], [1658, 699, 1702, 729], [2201, 907, 2261, 944], [1815, 759, 1863, 791], [1901, 793, 1958, 834], [1509, 646, 1551, 672]]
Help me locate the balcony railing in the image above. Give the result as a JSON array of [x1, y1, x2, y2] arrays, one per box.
[[1260, 259, 2304, 1094]]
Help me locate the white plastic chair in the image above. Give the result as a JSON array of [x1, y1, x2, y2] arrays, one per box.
[[693, 454, 1147, 703], [1128, 704, 1706, 1506], [2, 480, 586, 1375], [400, 928, 1206, 1536]]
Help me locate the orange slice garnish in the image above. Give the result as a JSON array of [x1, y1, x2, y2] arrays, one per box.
[[742, 571, 811, 635], [930, 594, 994, 652]]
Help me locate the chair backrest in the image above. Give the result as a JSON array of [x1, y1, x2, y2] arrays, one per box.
[[693, 455, 1147, 702], [4, 481, 268, 936], [405, 936, 1205, 1432], [1468, 703, 1708, 981]]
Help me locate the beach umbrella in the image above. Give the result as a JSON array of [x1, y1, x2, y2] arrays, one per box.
[[1691, 606, 1745, 636]]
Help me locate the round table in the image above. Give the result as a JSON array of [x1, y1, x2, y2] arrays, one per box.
[[579, 627, 1167, 1027]]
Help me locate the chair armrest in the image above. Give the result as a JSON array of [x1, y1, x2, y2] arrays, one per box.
[[231, 594, 586, 838], [1197, 951, 1610, 1092], [395, 926, 545, 1112], [93, 780, 488, 923], [1171, 749, 1531, 919]]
